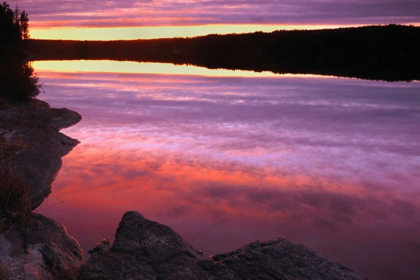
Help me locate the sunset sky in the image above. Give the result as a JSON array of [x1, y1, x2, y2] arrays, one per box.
[[7, 0, 420, 40]]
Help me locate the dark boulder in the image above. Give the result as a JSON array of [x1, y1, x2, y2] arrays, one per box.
[[212, 239, 362, 280], [80, 211, 363, 280], [80, 211, 234, 280]]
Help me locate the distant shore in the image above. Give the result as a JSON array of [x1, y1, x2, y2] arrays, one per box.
[[27, 24, 420, 82]]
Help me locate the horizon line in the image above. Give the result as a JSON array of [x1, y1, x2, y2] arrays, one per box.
[[30, 23, 419, 41]]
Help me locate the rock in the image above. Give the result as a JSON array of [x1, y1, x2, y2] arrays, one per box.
[[80, 211, 363, 280], [88, 239, 111, 256], [0, 99, 82, 209], [0, 213, 83, 280], [79, 211, 233, 280], [212, 240, 362, 280]]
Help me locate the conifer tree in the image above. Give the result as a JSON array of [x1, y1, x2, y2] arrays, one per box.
[[20, 10, 29, 39]]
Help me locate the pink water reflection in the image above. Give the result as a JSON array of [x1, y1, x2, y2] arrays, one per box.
[[35, 63, 420, 280]]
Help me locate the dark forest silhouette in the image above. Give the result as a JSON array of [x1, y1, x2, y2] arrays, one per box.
[[27, 25, 420, 82], [0, 2, 39, 104], [0, 2, 29, 49]]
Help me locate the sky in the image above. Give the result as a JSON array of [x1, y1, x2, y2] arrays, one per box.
[[7, 0, 420, 40]]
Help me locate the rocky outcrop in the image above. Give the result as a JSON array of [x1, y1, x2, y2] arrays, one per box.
[[0, 213, 83, 280], [0, 99, 82, 209], [0, 99, 83, 280], [80, 211, 363, 280]]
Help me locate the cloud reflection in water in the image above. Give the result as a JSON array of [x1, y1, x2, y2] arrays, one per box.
[[35, 63, 420, 280]]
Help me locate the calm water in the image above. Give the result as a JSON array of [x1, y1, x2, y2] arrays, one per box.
[[33, 61, 420, 280]]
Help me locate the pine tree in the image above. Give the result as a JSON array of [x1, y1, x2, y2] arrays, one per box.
[[20, 10, 29, 39]]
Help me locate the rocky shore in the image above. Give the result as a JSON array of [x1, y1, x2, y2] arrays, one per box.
[[0, 100, 364, 280], [0, 99, 82, 210], [0, 99, 83, 279], [80, 211, 363, 280]]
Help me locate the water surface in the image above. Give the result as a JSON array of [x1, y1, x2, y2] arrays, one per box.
[[34, 61, 420, 280]]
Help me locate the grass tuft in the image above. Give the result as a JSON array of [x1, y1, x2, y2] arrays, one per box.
[[0, 169, 31, 234], [0, 264, 10, 280]]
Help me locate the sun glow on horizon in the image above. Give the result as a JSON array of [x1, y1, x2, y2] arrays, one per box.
[[31, 24, 359, 41]]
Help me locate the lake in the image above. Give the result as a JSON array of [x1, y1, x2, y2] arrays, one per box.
[[33, 60, 420, 280]]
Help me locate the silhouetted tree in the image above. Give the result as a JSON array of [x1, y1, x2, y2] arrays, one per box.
[[13, 5, 19, 25], [0, 2, 30, 47], [12, 5, 20, 42], [20, 10, 29, 39], [0, 2, 17, 45], [0, 2, 40, 103]]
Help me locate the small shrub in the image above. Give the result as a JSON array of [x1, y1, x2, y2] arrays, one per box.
[[0, 169, 31, 233], [0, 264, 10, 280], [50, 269, 78, 280], [0, 58, 40, 102], [0, 96, 8, 109]]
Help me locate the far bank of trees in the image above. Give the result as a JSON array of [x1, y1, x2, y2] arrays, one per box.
[[27, 24, 420, 82]]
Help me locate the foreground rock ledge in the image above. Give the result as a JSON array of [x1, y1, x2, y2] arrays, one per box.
[[0, 213, 83, 280], [80, 211, 363, 280], [0, 99, 82, 209]]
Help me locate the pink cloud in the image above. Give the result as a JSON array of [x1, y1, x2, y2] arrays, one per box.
[[7, 0, 420, 28]]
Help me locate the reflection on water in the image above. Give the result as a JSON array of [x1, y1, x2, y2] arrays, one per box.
[[33, 60, 329, 78], [35, 61, 420, 280]]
